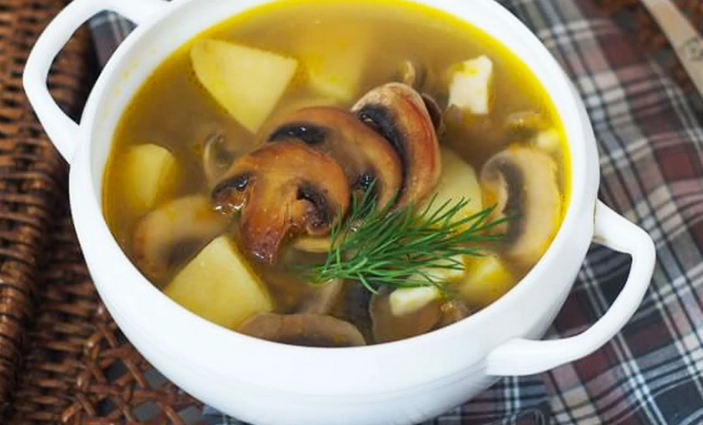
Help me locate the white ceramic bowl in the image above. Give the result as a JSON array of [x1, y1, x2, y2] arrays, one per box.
[[23, 0, 656, 424]]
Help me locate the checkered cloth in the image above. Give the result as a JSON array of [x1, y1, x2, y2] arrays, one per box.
[[90, 0, 703, 424]]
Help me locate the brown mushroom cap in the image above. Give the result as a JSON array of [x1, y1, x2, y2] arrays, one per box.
[[238, 313, 366, 347], [352, 82, 441, 207], [267, 107, 403, 208], [132, 195, 228, 281], [212, 141, 350, 264], [480, 146, 562, 267]]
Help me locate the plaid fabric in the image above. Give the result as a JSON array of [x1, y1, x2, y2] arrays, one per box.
[[89, 0, 703, 424]]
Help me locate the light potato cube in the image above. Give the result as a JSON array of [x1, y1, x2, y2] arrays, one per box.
[[457, 255, 514, 307], [420, 147, 483, 232], [122, 143, 177, 213], [295, 25, 370, 102], [164, 236, 273, 329], [191, 39, 298, 133], [390, 287, 440, 316], [448, 55, 494, 115]]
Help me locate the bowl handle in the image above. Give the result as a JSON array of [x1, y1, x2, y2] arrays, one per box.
[[486, 200, 656, 376], [23, 0, 168, 164]]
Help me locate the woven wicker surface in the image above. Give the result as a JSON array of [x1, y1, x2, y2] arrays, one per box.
[[0, 0, 699, 423]]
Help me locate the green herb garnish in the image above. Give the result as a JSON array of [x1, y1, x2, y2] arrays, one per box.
[[304, 188, 510, 294]]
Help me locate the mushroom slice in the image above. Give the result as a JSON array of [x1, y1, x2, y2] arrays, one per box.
[[132, 195, 228, 281], [298, 279, 344, 315], [370, 288, 442, 344], [480, 146, 562, 267], [202, 132, 237, 187], [438, 299, 472, 328], [212, 141, 350, 264], [397, 60, 427, 89], [267, 107, 402, 208], [504, 111, 547, 139], [421, 93, 445, 136], [238, 313, 366, 347], [352, 82, 441, 207]]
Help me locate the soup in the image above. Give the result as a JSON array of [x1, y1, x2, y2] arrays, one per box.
[[103, 0, 570, 346]]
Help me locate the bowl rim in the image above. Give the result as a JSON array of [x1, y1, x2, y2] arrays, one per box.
[[69, 0, 600, 395]]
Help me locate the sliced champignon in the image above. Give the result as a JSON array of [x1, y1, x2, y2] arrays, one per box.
[[132, 195, 228, 281], [352, 82, 441, 207], [341, 282, 374, 343], [267, 107, 402, 208], [480, 146, 562, 267], [438, 299, 472, 328], [297, 279, 344, 315], [238, 313, 366, 347], [421, 93, 445, 136], [212, 141, 350, 264], [370, 288, 442, 343], [202, 132, 238, 187], [397, 60, 428, 90]]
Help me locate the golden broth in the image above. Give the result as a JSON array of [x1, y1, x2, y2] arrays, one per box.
[[103, 0, 570, 345]]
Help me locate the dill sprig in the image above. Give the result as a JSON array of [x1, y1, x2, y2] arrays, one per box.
[[303, 188, 510, 294]]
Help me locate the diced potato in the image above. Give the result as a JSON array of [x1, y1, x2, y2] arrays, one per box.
[[164, 236, 273, 329], [122, 143, 177, 213], [448, 55, 494, 115], [457, 255, 514, 307], [191, 39, 298, 133], [294, 25, 370, 102], [420, 147, 482, 231], [390, 287, 440, 316]]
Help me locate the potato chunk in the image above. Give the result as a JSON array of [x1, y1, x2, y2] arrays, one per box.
[[122, 143, 177, 213], [420, 147, 482, 231], [191, 39, 298, 133], [448, 55, 494, 115], [390, 287, 440, 316], [164, 236, 273, 329], [457, 255, 514, 307], [294, 25, 369, 102]]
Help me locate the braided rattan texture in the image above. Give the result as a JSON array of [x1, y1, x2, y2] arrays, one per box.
[[0, 0, 200, 423], [0, 0, 699, 423]]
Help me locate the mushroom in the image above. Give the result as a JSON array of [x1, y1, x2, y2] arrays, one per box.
[[352, 83, 441, 207], [438, 299, 472, 328], [504, 111, 547, 139], [297, 279, 344, 315], [370, 288, 442, 343], [212, 141, 350, 264], [480, 146, 562, 267], [397, 60, 428, 89], [132, 195, 228, 281], [341, 282, 374, 343], [238, 313, 366, 347], [267, 107, 403, 208], [421, 93, 445, 136], [202, 132, 237, 187]]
